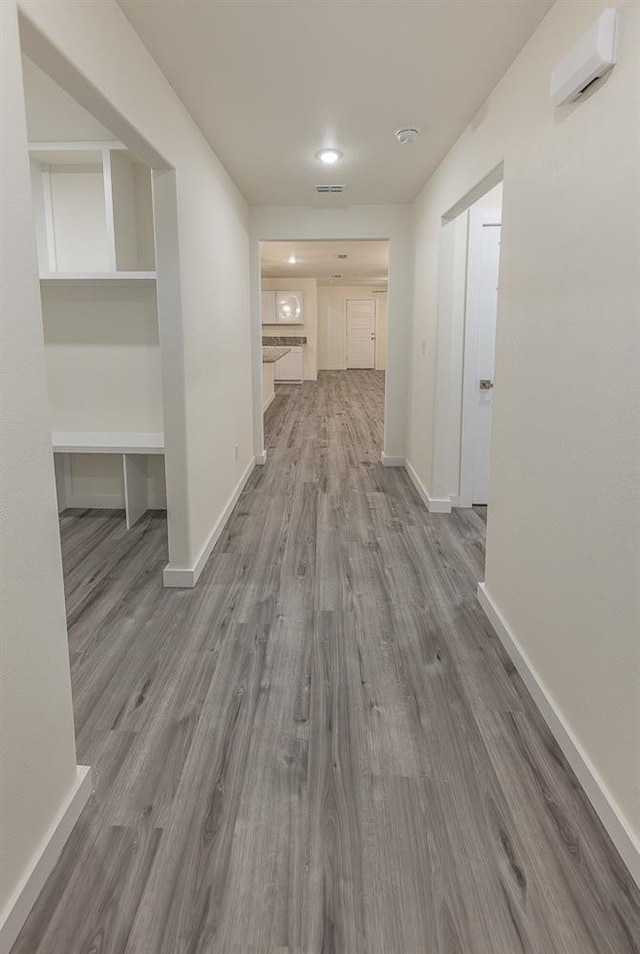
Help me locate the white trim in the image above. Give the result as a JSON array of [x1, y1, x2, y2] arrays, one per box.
[[381, 453, 405, 467], [28, 140, 126, 154], [255, 450, 267, 465], [404, 459, 452, 513], [53, 453, 71, 513], [477, 583, 640, 886], [39, 271, 156, 284], [262, 392, 276, 413], [56, 492, 166, 512], [52, 431, 165, 455], [41, 169, 57, 273], [0, 765, 92, 954], [147, 493, 167, 509], [102, 148, 118, 273], [163, 457, 256, 588], [61, 492, 125, 510]]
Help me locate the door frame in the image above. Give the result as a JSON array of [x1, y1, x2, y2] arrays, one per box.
[[459, 207, 501, 508], [345, 297, 377, 369]]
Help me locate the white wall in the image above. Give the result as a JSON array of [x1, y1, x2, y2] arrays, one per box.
[[48, 167, 110, 272], [22, 54, 113, 141], [2, 0, 255, 934], [261, 276, 318, 380], [0, 0, 80, 932], [42, 283, 163, 432], [18, 0, 254, 579], [317, 285, 387, 371], [408, 0, 640, 871], [250, 204, 412, 462]]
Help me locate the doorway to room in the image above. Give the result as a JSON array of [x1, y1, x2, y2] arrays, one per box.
[[346, 298, 377, 368], [258, 239, 389, 448], [436, 178, 503, 509], [461, 199, 502, 506], [18, 50, 181, 577]]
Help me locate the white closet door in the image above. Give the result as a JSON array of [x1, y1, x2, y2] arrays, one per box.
[[346, 299, 376, 368]]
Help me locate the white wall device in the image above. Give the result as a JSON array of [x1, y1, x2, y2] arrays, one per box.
[[550, 8, 619, 107]]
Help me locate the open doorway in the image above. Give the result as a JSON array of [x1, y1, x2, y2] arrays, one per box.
[[460, 187, 502, 507], [258, 239, 389, 452], [19, 55, 172, 573], [346, 298, 377, 369], [437, 179, 503, 510]]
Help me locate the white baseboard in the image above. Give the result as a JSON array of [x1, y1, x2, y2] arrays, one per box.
[[477, 583, 640, 886], [404, 459, 452, 513], [163, 457, 256, 588], [262, 393, 275, 413], [61, 493, 167, 512], [62, 492, 124, 510], [255, 450, 267, 465], [0, 765, 92, 954], [147, 494, 167, 510], [381, 453, 405, 467]]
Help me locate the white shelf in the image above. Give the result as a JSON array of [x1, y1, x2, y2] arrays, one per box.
[[29, 141, 126, 160], [40, 271, 156, 284], [52, 431, 165, 455], [30, 142, 155, 275]]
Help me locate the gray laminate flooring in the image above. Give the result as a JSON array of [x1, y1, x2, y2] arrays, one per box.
[[12, 370, 640, 953]]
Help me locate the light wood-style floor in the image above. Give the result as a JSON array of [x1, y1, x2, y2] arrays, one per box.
[[13, 371, 640, 953]]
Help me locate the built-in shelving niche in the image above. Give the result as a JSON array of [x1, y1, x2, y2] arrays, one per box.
[[29, 141, 156, 281], [30, 141, 166, 528]]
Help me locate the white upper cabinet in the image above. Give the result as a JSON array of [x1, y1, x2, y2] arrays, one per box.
[[275, 290, 304, 324], [261, 290, 276, 325], [29, 142, 156, 281], [261, 288, 304, 324]]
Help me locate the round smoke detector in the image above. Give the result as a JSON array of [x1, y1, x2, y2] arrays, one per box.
[[396, 127, 420, 145]]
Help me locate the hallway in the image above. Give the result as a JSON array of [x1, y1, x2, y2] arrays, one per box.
[[12, 372, 639, 953]]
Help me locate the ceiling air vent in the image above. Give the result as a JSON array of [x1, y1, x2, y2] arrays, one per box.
[[315, 184, 346, 194]]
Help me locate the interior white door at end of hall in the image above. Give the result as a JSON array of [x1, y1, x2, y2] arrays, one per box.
[[346, 299, 376, 369]]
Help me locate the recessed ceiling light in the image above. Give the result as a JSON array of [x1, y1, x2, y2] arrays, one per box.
[[316, 148, 343, 165], [288, 255, 297, 264], [396, 127, 420, 144]]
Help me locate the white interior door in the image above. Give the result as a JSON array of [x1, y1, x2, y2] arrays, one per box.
[[461, 208, 501, 506], [346, 299, 376, 368]]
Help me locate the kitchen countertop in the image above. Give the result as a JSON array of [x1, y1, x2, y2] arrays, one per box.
[[262, 336, 307, 346], [262, 346, 291, 363]]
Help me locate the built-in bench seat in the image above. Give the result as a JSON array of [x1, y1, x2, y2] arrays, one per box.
[[52, 431, 165, 528]]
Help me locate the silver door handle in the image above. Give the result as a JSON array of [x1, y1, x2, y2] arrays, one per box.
[[479, 379, 494, 390]]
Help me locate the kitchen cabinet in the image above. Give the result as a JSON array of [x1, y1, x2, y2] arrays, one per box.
[[275, 290, 303, 324], [274, 346, 303, 382], [261, 288, 304, 325]]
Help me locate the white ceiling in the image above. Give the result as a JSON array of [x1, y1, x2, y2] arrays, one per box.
[[261, 240, 388, 286], [117, 0, 552, 206]]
